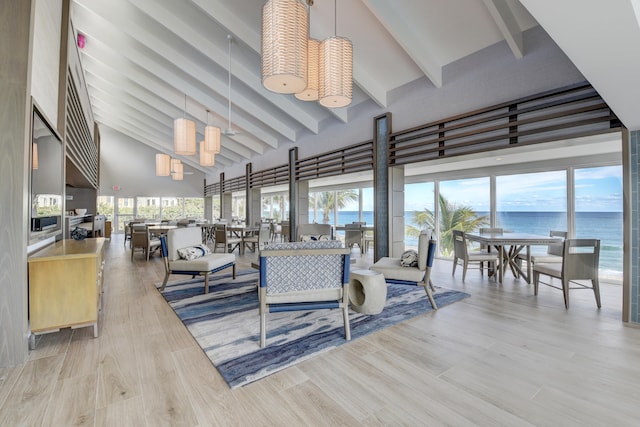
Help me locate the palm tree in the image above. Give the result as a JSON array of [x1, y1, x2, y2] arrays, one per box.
[[311, 190, 358, 224], [406, 194, 488, 256]]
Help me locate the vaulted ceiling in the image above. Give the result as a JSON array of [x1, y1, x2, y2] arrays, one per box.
[[70, 0, 640, 176]]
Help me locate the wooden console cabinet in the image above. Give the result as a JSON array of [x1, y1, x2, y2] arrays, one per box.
[[28, 238, 106, 346]]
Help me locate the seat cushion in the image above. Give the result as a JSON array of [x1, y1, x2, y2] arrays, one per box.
[[533, 262, 562, 277], [169, 253, 235, 272], [370, 257, 425, 282]]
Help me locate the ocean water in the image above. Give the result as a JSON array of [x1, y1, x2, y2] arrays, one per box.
[[315, 210, 623, 273]]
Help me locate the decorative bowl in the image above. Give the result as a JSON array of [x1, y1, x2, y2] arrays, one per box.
[[74, 208, 87, 215]]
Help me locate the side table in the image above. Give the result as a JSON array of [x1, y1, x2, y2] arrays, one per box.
[[349, 269, 387, 314]]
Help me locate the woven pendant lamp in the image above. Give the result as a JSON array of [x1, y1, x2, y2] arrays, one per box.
[[171, 161, 184, 181], [262, 0, 309, 94], [199, 141, 215, 167], [204, 125, 221, 154], [295, 38, 320, 101], [319, 0, 352, 108], [155, 153, 170, 176], [174, 95, 196, 155]]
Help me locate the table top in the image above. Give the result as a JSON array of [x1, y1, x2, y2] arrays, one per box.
[[29, 238, 106, 261], [335, 225, 374, 231], [465, 232, 561, 245], [148, 225, 178, 232]]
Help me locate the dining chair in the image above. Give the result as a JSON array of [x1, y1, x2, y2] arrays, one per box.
[[344, 223, 364, 254], [533, 238, 601, 309], [280, 220, 290, 242], [452, 230, 500, 282], [516, 230, 567, 272], [213, 223, 242, 253], [131, 224, 161, 261], [243, 224, 271, 252]]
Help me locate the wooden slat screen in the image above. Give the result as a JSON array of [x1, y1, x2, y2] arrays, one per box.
[[66, 70, 98, 188], [250, 164, 289, 188], [204, 181, 220, 197], [222, 175, 246, 193], [388, 82, 621, 166], [295, 140, 374, 181]]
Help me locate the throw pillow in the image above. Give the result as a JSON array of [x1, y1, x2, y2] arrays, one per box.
[[400, 250, 419, 267], [177, 244, 211, 261], [300, 234, 331, 242]]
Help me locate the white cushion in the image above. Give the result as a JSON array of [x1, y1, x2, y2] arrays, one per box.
[[169, 253, 235, 272], [370, 257, 425, 282], [533, 262, 562, 277], [167, 227, 203, 261]]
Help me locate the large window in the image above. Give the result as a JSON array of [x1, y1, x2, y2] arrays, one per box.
[[97, 195, 114, 220], [496, 171, 567, 236], [137, 197, 160, 220], [404, 182, 435, 249], [261, 191, 289, 222]]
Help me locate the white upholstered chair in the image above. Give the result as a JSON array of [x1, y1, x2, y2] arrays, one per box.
[[370, 230, 438, 309]]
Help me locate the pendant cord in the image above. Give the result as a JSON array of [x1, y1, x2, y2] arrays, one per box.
[[228, 34, 232, 131], [334, 0, 337, 36]]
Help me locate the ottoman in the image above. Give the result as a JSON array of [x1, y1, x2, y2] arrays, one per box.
[[349, 269, 387, 314]]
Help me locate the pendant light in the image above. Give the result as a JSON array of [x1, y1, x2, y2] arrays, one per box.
[[155, 153, 170, 176], [171, 161, 184, 181], [262, 0, 309, 94], [296, 1, 318, 101], [319, 0, 352, 108], [204, 110, 221, 154], [174, 95, 196, 155], [199, 141, 215, 166], [171, 158, 181, 173]]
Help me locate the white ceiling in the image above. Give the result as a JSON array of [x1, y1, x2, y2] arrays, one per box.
[[70, 0, 640, 176]]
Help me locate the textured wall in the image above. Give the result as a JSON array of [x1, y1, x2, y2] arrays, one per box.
[[630, 131, 639, 323]]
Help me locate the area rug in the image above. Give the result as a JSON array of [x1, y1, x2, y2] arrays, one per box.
[[158, 269, 469, 388]]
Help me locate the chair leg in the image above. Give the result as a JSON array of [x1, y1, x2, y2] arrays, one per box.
[[423, 283, 438, 309], [593, 278, 602, 308], [160, 272, 170, 291], [232, 264, 236, 279], [260, 311, 267, 348], [462, 261, 468, 282], [204, 272, 210, 294], [533, 271, 540, 295], [342, 305, 351, 340], [452, 258, 458, 276], [562, 279, 570, 309]]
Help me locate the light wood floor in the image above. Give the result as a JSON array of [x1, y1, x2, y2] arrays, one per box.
[[1, 236, 638, 426]]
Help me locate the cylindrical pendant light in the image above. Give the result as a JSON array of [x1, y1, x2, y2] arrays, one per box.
[[171, 161, 184, 181], [319, 0, 352, 108], [199, 141, 215, 167], [171, 158, 181, 173], [295, 38, 320, 101], [174, 95, 196, 155], [174, 117, 196, 155], [155, 153, 170, 176], [204, 125, 221, 154], [262, 0, 309, 94]]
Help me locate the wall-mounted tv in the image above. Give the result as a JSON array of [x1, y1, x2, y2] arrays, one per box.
[[30, 103, 63, 236]]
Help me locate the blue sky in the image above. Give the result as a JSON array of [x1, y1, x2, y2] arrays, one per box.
[[403, 165, 622, 212]]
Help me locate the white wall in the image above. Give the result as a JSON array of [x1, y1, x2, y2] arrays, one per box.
[[99, 127, 205, 197], [31, 0, 62, 126]]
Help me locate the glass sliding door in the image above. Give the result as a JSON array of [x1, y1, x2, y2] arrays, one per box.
[[574, 165, 623, 279], [404, 182, 435, 250], [438, 178, 490, 256]]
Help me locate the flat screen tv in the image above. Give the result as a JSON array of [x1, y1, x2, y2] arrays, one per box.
[[30, 103, 63, 235]]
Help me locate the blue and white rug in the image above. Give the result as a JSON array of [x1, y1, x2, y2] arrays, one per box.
[[158, 269, 470, 388]]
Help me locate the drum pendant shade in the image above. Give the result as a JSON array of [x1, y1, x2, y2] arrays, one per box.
[[319, 36, 352, 108], [174, 117, 196, 155], [155, 153, 170, 176], [204, 125, 221, 154], [199, 141, 215, 167], [262, 0, 309, 94], [295, 38, 320, 101]]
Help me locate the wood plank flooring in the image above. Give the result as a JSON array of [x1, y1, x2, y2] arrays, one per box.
[[1, 236, 638, 426]]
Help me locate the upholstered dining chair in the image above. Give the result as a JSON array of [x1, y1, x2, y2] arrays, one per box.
[[344, 223, 364, 254], [517, 230, 567, 267], [533, 238, 601, 309], [130, 224, 161, 261], [213, 223, 242, 253], [452, 230, 500, 282], [243, 224, 271, 252]]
